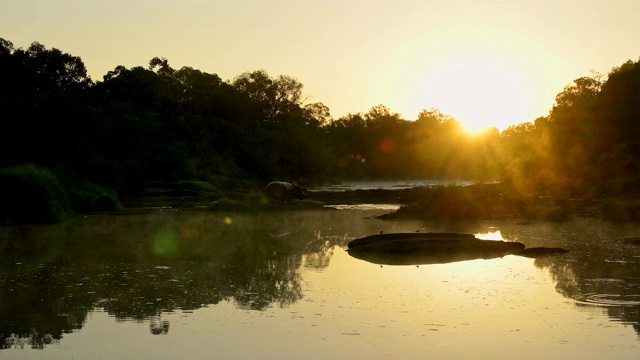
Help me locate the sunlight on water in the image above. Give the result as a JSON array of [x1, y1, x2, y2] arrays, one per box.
[[297, 248, 639, 359], [3, 211, 640, 359]]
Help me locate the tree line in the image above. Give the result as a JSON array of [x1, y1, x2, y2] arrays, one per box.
[[1, 37, 640, 203]]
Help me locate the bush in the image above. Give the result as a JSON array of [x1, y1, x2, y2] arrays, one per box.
[[65, 175, 122, 212], [0, 164, 70, 224]]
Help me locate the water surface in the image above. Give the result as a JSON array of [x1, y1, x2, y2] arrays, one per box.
[[1, 204, 640, 359]]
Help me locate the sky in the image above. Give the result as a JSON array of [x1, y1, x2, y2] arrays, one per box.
[[1, 0, 639, 131]]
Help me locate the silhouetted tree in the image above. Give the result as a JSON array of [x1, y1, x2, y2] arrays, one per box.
[[4, 36, 640, 204], [232, 69, 304, 123]]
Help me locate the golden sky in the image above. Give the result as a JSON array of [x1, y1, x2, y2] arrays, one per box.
[[2, 0, 639, 131]]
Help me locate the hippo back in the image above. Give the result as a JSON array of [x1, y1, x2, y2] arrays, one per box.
[[265, 181, 306, 201]]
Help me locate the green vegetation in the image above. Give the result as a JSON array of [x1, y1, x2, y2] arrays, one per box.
[[2, 37, 640, 223], [66, 176, 123, 213], [0, 164, 124, 224], [0, 164, 70, 224]]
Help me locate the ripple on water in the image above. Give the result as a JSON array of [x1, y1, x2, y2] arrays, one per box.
[[574, 293, 640, 307]]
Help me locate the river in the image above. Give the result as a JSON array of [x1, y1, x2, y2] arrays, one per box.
[[1, 185, 640, 359]]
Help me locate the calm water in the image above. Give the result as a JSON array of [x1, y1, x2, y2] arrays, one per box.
[[2, 201, 640, 359]]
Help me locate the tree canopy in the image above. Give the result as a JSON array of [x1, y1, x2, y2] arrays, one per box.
[[2, 37, 640, 201]]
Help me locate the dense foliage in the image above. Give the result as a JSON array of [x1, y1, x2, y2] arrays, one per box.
[[1, 37, 640, 218]]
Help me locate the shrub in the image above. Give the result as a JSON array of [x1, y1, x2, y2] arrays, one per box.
[[0, 164, 70, 224], [66, 176, 122, 212]]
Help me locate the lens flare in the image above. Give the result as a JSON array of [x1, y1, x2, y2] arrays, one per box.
[[379, 138, 396, 154], [153, 225, 181, 255], [224, 216, 233, 225]]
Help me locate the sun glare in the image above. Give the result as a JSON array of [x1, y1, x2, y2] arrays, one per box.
[[475, 228, 504, 241], [420, 56, 532, 132]]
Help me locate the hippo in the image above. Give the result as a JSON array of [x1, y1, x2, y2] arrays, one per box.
[[265, 181, 306, 202]]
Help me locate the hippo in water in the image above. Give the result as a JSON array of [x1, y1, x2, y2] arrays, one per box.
[[265, 181, 306, 202]]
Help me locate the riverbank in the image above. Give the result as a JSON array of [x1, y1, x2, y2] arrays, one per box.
[[122, 181, 639, 223], [3, 169, 639, 224]]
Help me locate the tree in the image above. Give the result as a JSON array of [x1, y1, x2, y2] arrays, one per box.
[[149, 57, 175, 77], [544, 75, 605, 195], [304, 102, 332, 126], [594, 59, 640, 193], [0, 41, 93, 168], [0, 38, 13, 56], [364, 104, 395, 122], [555, 77, 600, 108], [231, 70, 304, 122]]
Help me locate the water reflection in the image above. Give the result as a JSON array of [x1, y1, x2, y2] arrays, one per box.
[[2, 210, 640, 353], [0, 209, 382, 348], [497, 220, 640, 334]]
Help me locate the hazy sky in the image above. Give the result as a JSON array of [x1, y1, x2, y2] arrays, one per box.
[[2, 0, 639, 131]]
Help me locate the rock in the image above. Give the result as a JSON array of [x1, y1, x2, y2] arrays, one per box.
[[347, 232, 475, 249], [346, 232, 569, 265], [346, 232, 525, 266]]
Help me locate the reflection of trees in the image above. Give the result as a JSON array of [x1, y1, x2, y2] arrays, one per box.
[[234, 258, 303, 310], [531, 243, 640, 335], [2, 332, 57, 350], [149, 316, 170, 335], [301, 231, 341, 270], [0, 210, 343, 347]]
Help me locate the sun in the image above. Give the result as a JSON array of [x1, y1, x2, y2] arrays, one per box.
[[420, 55, 532, 132]]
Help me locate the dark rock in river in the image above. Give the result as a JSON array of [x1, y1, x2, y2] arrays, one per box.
[[347, 232, 476, 249], [346, 232, 568, 266], [346, 232, 525, 266]]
